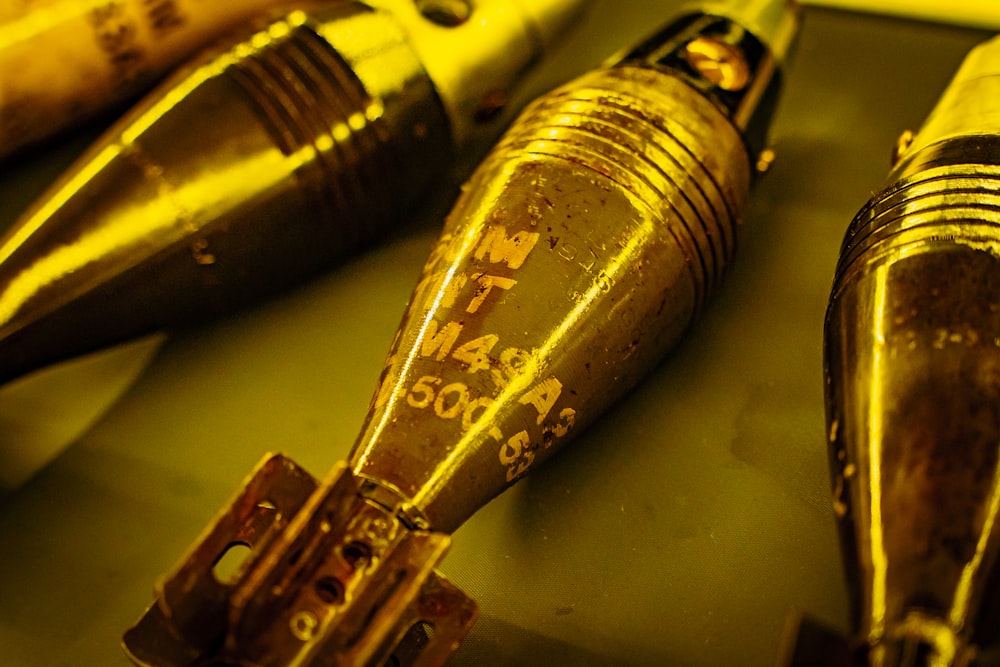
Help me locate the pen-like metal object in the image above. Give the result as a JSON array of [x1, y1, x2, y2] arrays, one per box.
[[123, 1, 798, 665], [0, 0, 297, 159], [0, 0, 583, 384], [794, 34, 1000, 667]]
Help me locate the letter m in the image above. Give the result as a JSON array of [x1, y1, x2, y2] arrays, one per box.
[[473, 226, 540, 269], [419, 320, 463, 360]]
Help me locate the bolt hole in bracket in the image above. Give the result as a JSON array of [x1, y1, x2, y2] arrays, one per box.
[[123, 455, 478, 667]]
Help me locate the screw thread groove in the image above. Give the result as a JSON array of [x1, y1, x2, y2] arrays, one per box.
[[492, 66, 748, 311], [836, 163, 1000, 286], [226, 21, 400, 250]]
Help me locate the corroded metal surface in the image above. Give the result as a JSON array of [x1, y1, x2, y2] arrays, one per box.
[[824, 34, 1000, 667], [124, 1, 798, 664], [124, 456, 477, 667], [349, 0, 797, 533], [350, 66, 754, 532]]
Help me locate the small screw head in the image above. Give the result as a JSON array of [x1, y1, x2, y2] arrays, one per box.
[[683, 37, 750, 92], [756, 147, 777, 174]]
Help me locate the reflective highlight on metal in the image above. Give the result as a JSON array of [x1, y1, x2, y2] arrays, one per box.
[[123, 1, 797, 664], [820, 34, 1000, 667], [0, 0, 294, 159], [0, 0, 582, 384], [354, 0, 798, 533]]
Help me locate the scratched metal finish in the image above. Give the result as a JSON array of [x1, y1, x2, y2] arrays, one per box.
[[824, 38, 1000, 664], [350, 66, 751, 533]]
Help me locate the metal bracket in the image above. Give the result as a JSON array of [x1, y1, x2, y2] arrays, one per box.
[[123, 454, 477, 667]]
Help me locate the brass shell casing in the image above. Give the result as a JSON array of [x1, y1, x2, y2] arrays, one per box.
[[824, 36, 1000, 667], [350, 64, 751, 532]]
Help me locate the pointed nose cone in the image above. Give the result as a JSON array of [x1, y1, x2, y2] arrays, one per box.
[[0, 0, 587, 386], [0, 45, 315, 384], [0, 148, 170, 383], [0, 11, 410, 386], [0, 139, 253, 385]]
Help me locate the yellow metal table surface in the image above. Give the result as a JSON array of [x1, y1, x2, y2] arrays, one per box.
[[0, 3, 991, 666]]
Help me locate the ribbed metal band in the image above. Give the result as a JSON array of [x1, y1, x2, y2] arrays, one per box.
[[835, 150, 1000, 288], [225, 16, 399, 251], [489, 65, 748, 313]]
